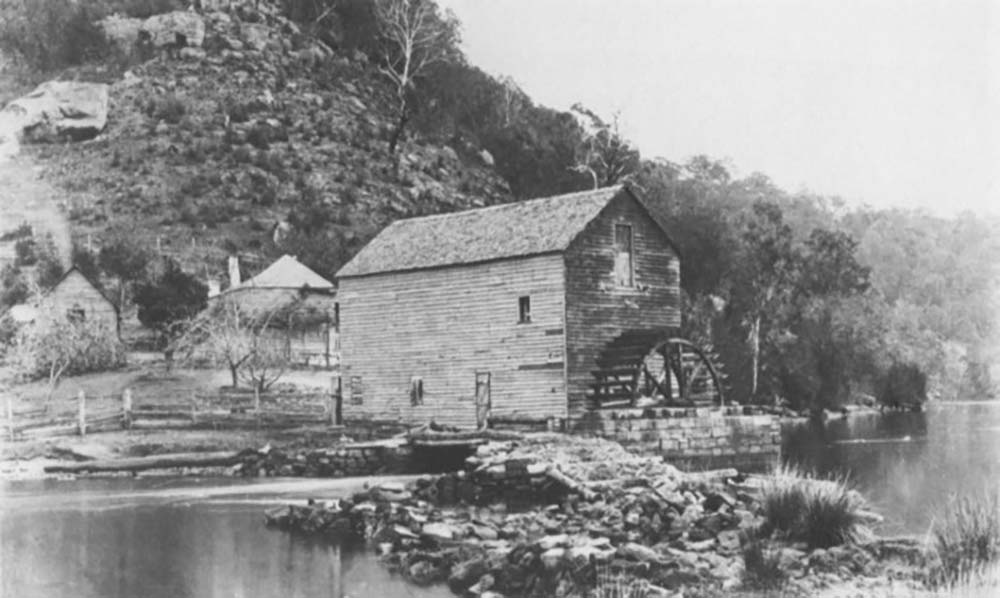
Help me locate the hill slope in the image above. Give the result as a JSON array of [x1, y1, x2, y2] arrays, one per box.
[[16, 3, 511, 281]]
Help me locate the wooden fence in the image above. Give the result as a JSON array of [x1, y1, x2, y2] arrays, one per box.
[[1, 389, 342, 441]]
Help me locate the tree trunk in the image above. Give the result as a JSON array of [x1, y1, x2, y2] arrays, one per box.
[[750, 315, 761, 401], [388, 102, 409, 154], [229, 364, 239, 388]]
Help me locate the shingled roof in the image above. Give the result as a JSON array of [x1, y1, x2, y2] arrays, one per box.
[[337, 185, 640, 278], [229, 254, 334, 291]]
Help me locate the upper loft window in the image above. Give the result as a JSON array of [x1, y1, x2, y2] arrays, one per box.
[[614, 223, 635, 287], [518, 296, 531, 323], [67, 304, 86, 323]]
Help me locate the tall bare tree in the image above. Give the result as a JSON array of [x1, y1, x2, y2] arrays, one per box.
[[373, 0, 459, 153], [570, 104, 641, 189]]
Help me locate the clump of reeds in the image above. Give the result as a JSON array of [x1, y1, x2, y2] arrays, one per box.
[[741, 534, 787, 591], [758, 463, 872, 549], [928, 490, 1000, 590], [595, 565, 649, 598]]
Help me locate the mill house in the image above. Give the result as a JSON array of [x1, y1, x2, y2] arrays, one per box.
[[335, 185, 729, 431]]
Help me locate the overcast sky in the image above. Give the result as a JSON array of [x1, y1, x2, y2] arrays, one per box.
[[438, 0, 999, 216]]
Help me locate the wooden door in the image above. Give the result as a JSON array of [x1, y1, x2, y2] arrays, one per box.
[[475, 372, 491, 429]]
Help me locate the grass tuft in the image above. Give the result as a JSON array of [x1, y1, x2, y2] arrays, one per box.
[[759, 464, 871, 549], [929, 490, 1000, 589], [741, 535, 786, 591]]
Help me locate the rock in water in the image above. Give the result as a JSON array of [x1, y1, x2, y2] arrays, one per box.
[[141, 11, 206, 48], [4, 81, 109, 142]]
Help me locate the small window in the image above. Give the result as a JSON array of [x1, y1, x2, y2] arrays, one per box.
[[614, 223, 635, 287], [349, 376, 364, 405], [410, 376, 424, 406], [518, 296, 531, 323], [67, 305, 86, 323]]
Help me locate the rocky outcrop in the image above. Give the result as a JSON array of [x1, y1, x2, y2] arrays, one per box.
[[2, 81, 109, 142], [140, 11, 206, 48]]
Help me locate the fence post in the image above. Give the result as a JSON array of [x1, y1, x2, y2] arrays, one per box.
[[334, 376, 342, 426], [122, 388, 133, 430], [6, 394, 14, 442], [77, 390, 86, 436]]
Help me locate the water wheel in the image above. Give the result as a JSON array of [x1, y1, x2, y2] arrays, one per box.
[[589, 331, 726, 408]]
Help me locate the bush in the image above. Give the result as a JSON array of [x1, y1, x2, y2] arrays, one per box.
[[878, 361, 928, 410], [741, 536, 786, 590], [0, 223, 33, 242], [14, 237, 37, 266], [930, 491, 1000, 588], [759, 465, 872, 549], [0, 0, 110, 71], [151, 95, 186, 124]]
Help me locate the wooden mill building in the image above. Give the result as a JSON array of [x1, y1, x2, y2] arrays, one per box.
[[335, 185, 682, 429]]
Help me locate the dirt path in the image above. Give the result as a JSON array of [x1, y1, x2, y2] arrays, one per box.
[[0, 153, 72, 265]]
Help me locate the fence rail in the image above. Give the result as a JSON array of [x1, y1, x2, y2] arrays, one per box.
[[2, 388, 342, 441]]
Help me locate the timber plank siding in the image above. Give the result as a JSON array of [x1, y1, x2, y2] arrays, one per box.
[[44, 269, 119, 335], [564, 192, 681, 423], [336, 185, 681, 429], [338, 255, 567, 427]]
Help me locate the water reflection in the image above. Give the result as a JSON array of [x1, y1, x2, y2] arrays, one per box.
[[1, 480, 449, 598], [782, 403, 1000, 535]]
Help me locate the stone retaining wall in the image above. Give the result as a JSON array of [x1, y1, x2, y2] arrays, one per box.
[[588, 406, 781, 472], [235, 442, 415, 477]]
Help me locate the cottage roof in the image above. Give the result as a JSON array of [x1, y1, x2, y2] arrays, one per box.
[[337, 185, 649, 278], [228, 254, 333, 292]]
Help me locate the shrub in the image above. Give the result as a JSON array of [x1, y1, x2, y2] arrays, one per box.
[[152, 95, 186, 124], [930, 491, 1000, 588], [0, 0, 110, 71], [0, 223, 32, 242], [759, 464, 871, 549], [14, 237, 38, 266], [741, 536, 786, 590]]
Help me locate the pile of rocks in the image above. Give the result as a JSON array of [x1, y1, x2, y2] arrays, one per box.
[[264, 436, 931, 597], [264, 437, 757, 596]]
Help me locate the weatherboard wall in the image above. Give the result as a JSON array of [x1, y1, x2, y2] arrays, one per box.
[[338, 254, 568, 428], [564, 192, 682, 424], [43, 270, 119, 335]]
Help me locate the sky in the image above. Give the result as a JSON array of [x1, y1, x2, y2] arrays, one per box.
[[438, 0, 999, 216]]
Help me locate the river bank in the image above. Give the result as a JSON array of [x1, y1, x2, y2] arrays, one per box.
[[263, 434, 948, 598]]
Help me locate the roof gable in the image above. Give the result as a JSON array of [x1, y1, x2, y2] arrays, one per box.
[[336, 186, 628, 278], [230, 255, 334, 291], [51, 267, 119, 312]]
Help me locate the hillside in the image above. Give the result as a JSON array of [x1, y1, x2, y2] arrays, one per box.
[[7, 2, 511, 281]]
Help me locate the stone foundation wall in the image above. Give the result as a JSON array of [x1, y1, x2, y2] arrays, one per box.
[[589, 406, 781, 472], [236, 442, 415, 477]]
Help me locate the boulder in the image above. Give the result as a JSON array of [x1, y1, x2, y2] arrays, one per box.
[[716, 529, 741, 554], [447, 557, 489, 593], [478, 149, 495, 166], [240, 23, 271, 51], [141, 11, 205, 48], [98, 15, 143, 52], [408, 560, 443, 585], [617, 542, 663, 564], [421, 522, 457, 542], [3, 81, 109, 142]]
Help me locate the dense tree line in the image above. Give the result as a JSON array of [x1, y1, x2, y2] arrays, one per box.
[[2, 0, 997, 408]]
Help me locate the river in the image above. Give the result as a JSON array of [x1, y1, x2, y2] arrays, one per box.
[[0, 477, 451, 598], [2, 402, 998, 597], [782, 401, 1000, 535]]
